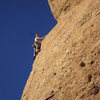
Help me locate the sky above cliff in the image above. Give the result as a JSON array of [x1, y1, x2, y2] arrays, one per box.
[[0, 0, 56, 100]]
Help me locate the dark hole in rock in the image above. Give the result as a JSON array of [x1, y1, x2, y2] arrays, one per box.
[[88, 74, 92, 82], [91, 24, 94, 27], [54, 72, 56, 75], [82, 41, 84, 43], [98, 51, 100, 54], [91, 50, 94, 53], [94, 72, 98, 76], [94, 53, 96, 56], [80, 61, 85, 67], [89, 85, 99, 95], [58, 86, 62, 90], [76, 92, 78, 97], [90, 60, 94, 65], [65, 70, 67, 72], [62, 91, 65, 94]]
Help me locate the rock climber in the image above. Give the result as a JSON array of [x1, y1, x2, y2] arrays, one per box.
[[32, 33, 45, 60]]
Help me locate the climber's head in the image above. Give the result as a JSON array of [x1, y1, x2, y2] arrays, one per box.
[[36, 33, 39, 37]]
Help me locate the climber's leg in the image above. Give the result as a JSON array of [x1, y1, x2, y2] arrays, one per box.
[[33, 52, 36, 60], [35, 42, 41, 52], [37, 42, 41, 52], [33, 42, 41, 60], [33, 49, 38, 60]]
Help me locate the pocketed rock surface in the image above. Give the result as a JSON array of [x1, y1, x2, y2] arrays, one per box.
[[21, 0, 100, 100]]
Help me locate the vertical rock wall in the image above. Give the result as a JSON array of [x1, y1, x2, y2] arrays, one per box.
[[21, 0, 100, 100]]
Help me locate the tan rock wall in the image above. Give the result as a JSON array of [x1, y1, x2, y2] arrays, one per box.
[[21, 0, 100, 100], [48, 0, 82, 21]]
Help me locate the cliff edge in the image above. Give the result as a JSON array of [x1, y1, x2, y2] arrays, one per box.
[[21, 0, 100, 100]]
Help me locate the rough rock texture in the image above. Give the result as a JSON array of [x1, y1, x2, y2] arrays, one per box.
[[48, 0, 81, 21], [21, 0, 100, 100]]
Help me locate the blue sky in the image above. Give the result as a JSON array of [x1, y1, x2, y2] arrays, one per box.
[[0, 0, 56, 100]]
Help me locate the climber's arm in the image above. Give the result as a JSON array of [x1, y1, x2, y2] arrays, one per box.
[[38, 37, 45, 40]]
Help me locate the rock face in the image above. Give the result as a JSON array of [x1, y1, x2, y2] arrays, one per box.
[[21, 0, 100, 100], [48, 0, 81, 21]]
